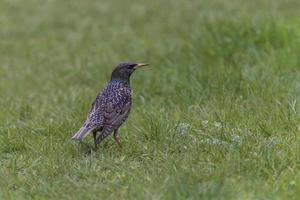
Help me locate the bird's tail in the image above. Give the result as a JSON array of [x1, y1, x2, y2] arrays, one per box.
[[71, 122, 95, 140]]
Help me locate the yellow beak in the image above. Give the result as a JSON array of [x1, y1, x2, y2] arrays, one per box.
[[135, 63, 149, 69]]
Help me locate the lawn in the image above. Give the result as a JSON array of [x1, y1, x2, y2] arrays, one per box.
[[0, 0, 299, 199]]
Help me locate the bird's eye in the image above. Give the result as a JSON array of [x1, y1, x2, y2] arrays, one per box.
[[129, 64, 136, 69]]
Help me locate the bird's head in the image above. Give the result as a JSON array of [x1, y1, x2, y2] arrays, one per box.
[[111, 62, 149, 83]]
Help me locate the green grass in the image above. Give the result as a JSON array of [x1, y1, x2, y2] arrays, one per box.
[[0, 0, 300, 199]]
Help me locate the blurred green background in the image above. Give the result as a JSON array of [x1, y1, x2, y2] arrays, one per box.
[[0, 0, 299, 199]]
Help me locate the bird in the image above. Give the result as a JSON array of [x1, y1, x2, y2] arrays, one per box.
[[72, 62, 149, 148]]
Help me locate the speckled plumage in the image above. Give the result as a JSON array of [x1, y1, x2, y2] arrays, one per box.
[[72, 62, 148, 147]]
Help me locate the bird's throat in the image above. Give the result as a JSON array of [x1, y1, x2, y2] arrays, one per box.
[[111, 76, 130, 84], [110, 69, 132, 84]]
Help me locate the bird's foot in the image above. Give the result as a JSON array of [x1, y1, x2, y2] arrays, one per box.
[[114, 137, 122, 148]]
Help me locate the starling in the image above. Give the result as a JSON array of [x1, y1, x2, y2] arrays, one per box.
[[72, 62, 149, 148]]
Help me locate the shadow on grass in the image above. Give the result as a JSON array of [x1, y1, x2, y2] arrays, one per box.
[[72, 140, 95, 156], [72, 138, 119, 156]]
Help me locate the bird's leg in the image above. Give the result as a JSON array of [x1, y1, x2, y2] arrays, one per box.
[[93, 131, 98, 149], [113, 129, 122, 148]]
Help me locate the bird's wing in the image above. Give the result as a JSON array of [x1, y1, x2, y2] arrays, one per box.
[[99, 101, 131, 139], [99, 87, 132, 136], [104, 101, 131, 127]]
